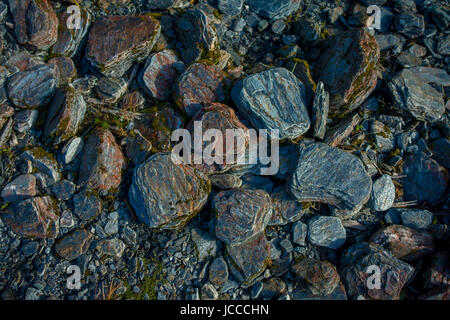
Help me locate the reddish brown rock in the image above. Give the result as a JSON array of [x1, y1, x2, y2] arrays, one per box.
[[48, 57, 77, 86], [86, 15, 161, 77], [8, 0, 58, 51], [1, 196, 59, 239], [423, 251, 450, 289], [174, 63, 229, 117], [78, 129, 126, 195], [324, 113, 361, 147], [55, 229, 93, 261], [1, 174, 37, 203], [370, 225, 434, 262]]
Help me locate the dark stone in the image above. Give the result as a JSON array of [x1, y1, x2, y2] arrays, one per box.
[[395, 13, 424, 39], [324, 113, 361, 147], [55, 229, 93, 261], [125, 130, 152, 166], [20, 147, 61, 183], [269, 187, 306, 226], [1, 174, 37, 203], [73, 189, 102, 221], [50, 179, 76, 201], [94, 77, 128, 104], [431, 138, 450, 169], [311, 82, 329, 140], [247, 0, 301, 20], [307, 216, 346, 250], [218, 0, 243, 16], [208, 256, 229, 287], [147, 0, 190, 10], [423, 251, 450, 290]]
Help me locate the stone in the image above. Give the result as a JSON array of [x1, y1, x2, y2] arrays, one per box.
[[13, 109, 38, 135], [324, 113, 361, 147], [128, 153, 210, 229], [1, 196, 59, 239], [395, 13, 424, 39], [7, 64, 58, 108], [1, 174, 37, 203], [370, 225, 434, 262], [175, 8, 220, 65], [55, 229, 93, 261], [288, 142, 372, 215], [201, 282, 219, 300], [402, 152, 448, 205], [104, 215, 119, 236], [423, 251, 449, 289], [147, 0, 190, 10], [427, 4, 450, 30], [174, 63, 228, 118], [388, 68, 445, 123], [259, 278, 286, 299], [241, 175, 274, 193], [8, 0, 58, 50], [311, 82, 329, 140], [247, 0, 301, 20], [44, 87, 87, 145], [431, 139, 450, 169], [209, 174, 242, 189], [61, 137, 84, 164], [218, 0, 243, 16], [21, 241, 39, 257], [95, 77, 128, 104], [125, 130, 152, 166], [340, 242, 414, 300], [86, 15, 161, 77], [213, 188, 272, 245], [209, 256, 229, 288], [140, 50, 185, 101], [59, 210, 75, 229], [20, 147, 61, 183], [292, 257, 341, 297], [369, 175, 395, 212], [73, 189, 102, 221], [314, 30, 380, 114], [96, 238, 126, 258], [399, 209, 433, 230], [269, 187, 306, 226], [48, 57, 77, 86], [231, 67, 311, 140], [292, 281, 348, 300], [78, 129, 126, 196], [292, 221, 307, 246], [191, 228, 217, 262], [50, 180, 75, 201], [307, 216, 346, 250]]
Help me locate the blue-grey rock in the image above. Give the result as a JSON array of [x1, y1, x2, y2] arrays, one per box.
[[1, 174, 37, 203], [399, 208, 433, 230], [269, 186, 306, 226], [292, 221, 307, 246], [231, 67, 311, 140], [307, 216, 346, 250], [218, 0, 243, 16], [311, 82, 329, 140], [431, 138, 450, 169], [20, 147, 61, 183], [208, 256, 229, 287], [395, 12, 424, 39], [61, 137, 84, 164], [73, 189, 102, 222], [191, 228, 218, 262], [51, 180, 75, 201], [247, 0, 301, 20], [96, 238, 126, 258], [55, 229, 93, 261], [13, 109, 38, 135], [369, 175, 395, 212]]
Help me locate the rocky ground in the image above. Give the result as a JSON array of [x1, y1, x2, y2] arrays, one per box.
[[0, 0, 449, 300]]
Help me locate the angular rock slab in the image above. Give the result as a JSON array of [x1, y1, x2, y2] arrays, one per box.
[[389, 68, 445, 123], [1, 174, 37, 203], [174, 63, 228, 118], [213, 188, 272, 245], [288, 142, 372, 214], [370, 225, 434, 262], [231, 67, 311, 140], [20, 147, 61, 183], [7, 64, 58, 108], [307, 216, 346, 250], [340, 242, 414, 300], [314, 30, 380, 114], [86, 15, 161, 77], [311, 81, 329, 140], [78, 129, 126, 195], [55, 229, 93, 261], [8, 0, 58, 50], [140, 49, 185, 101], [128, 153, 211, 230], [1, 196, 59, 239], [247, 0, 301, 20]]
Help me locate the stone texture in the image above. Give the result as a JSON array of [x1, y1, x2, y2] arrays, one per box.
[[431, 138, 450, 169], [423, 251, 450, 289], [48, 57, 77, 86], [73, 189, 102, 221], [269, 187, 306, 226], [140, 49, 185, 101], [209, 174, 242, 189], [292, 221, 307, 246], [55, 229, 93, 261], [314, 30, 380, 114], [147, 0, 190, 10], [78, 129, 126, 195], [232, 67, 311, 140], [8, 0, 58, 50], [369, 175, 396, 212], [20, 147, 61, 183], [395, 13, 424, 39], [191, 228, 217, 262], [7, 64, 58, 108], [324, 113, 361, 147], [370, 225, 434, 262], [288, 142, 372, 215], [125, 130, 152, 166], [96, 239, 126, 258], [340, 242, 414, 300], [86, 15, 161, 77], [128, 153, 211, 229], [218, 0, 243, 16], [50, 180, 76, 201], [307, 216, 346, 250], [399, 209, 434, 230], [61, 137, 84, 164], [311, 81, 329, 140], [247, 0, 301, 20], [94, 77, 128, 104], [1, 196, 59, 239], [208, 256, 229, 288], [1, 174, 37, 203], [174, 63, 228, 118]]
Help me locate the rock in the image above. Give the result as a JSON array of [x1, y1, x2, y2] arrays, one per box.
[[288, 142, 372, 215], [48, 57, 77, 86], [369, 175, 395, 212], [340, 242, 414, 300], [86, 15, 161, 77], [209, 256, 229, 288], [44, 87, 87, 145], [259, 278, 286, 299], [175, 8, 220, 65], [370, 225, 434, 262], [218, 0, 243, 16], [431, 139, 450, 169], [1, 174, 37, 203], [7, 64, 58, 108], [388, 68, 445, 123], [8, 0, 58, 50], [186, 103, 249, 174], [50, 6, 91, 57], [59, 210, 75, 228], [147, 0, 190, 10], [174, 63, 228, 118], [324, 113, 361, 147], [292, 281, 348, 300], [55, 229, 93, 261], [140, 50, 185, 101], [201, 282, 219, 300], [269, 187, 306, 226], [94, 77, 128, 104], [423, 251, 449, 289], [311, 82, 329, 140], [292, 221, 307, 246], [128, 153, 210, 229], [50, 180, 75, 201], [209, 174, 242, 189], [307, 216, 346, 250], [1, 196, 59, 239], [21, 241, 39, 257], [384, 208, 402, 225], [398, 209, 433, 230], [191, 228, 217, 262], [78, 129, 126, 195], [241, 175, 274, 193], [213, 188, 272, 245], [125, 130, 152, 166], [61, 137, 84, 164], [13, 109, 38, 136], [402, 152, 448, 205], [96, 238, 126, 258], [314, 30, 380, 114], [427, 4, 450, 30], [20, 147, 61, 183], [247, 0, 301, 20], [395, 13, 424, 39], [73, 189, 102, 221], [292, 257, 341, 296], [104, 214, 118, 236], [231, 67, 311, 140]]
